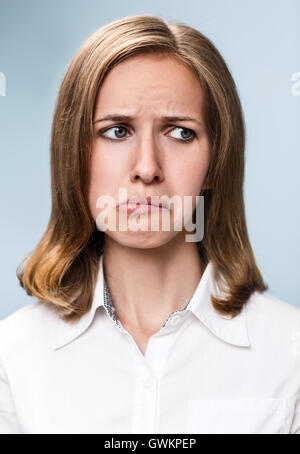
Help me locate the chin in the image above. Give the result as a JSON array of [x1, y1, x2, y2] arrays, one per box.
[[104, 230, 180, 250]]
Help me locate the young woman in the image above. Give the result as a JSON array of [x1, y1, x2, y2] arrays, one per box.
[[0, 14, 299, 434]]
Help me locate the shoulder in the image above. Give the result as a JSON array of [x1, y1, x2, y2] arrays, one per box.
[[246, 290, 300, 349], [247, 290, 300, 325], [0, 299, 61, 351]]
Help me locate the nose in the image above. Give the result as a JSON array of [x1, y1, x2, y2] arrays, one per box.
[[130, 128, 164, 184]]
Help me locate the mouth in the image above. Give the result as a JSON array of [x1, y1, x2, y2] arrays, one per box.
[[117, 203, 164, 214], [117, 195, 169, 214]]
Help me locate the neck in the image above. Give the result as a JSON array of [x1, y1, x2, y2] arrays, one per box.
[[102, 233, 205, 335]]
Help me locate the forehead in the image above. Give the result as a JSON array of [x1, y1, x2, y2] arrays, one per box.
[[94, 54, 205, 117]]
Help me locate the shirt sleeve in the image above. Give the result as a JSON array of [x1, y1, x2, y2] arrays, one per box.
[[0, 352, 22, 434]]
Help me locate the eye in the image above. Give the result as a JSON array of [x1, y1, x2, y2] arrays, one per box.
[[168, 127, 195, 142], [100, 125, 129, 140], [98, 125, 196, 142]]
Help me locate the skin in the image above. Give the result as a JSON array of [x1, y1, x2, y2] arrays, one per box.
[[88, 53, 211, 355]]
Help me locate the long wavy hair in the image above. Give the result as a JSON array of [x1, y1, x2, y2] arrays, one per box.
[[17, 14, 268, 322]]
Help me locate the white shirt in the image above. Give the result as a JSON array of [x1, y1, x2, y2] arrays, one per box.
[[0, 254, 300, 434]]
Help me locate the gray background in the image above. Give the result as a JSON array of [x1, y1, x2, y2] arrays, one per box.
[[0, 0, 299, 319]]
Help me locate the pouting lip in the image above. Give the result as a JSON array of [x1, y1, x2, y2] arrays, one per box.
[[118, 195, 169, 209]]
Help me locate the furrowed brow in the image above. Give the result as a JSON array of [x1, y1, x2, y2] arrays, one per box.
[[93, 114, 203, 125]]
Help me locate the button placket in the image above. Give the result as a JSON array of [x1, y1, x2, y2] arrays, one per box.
[[144, 377, 156, 391], [131, 357, 158, 433]]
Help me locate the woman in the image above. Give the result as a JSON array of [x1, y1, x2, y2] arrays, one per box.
[[0, 14, 299, 434]]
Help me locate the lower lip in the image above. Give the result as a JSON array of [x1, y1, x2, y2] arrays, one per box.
[[117, 203, 167, 214]]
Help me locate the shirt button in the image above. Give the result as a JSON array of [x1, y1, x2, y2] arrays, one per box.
[[171, 314, 181, 326], [144, 378, 156, 390]]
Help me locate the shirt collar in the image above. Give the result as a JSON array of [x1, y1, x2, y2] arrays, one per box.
[[51, 254, 106, 351], [52, 254, 251, 350], [186, 262, 251, 347]]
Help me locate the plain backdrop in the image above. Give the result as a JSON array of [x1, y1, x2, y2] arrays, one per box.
[[0, 0, 299, 319]]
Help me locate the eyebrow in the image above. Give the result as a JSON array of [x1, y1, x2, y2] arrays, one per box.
[[93, 114, 203, 125]]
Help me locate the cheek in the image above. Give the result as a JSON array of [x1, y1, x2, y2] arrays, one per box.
[[89, 159, 109, 193], [166, 154, 210, 197], [88, 150, 128, 218], [90, 145, 130, 186], [88, 155, 110, 218]]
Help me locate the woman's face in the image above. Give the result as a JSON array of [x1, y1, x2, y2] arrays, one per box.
[[88, 53, 211, 249]]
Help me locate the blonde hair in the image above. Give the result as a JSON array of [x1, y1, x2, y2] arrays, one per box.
[[17, 14, 268, 322]]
